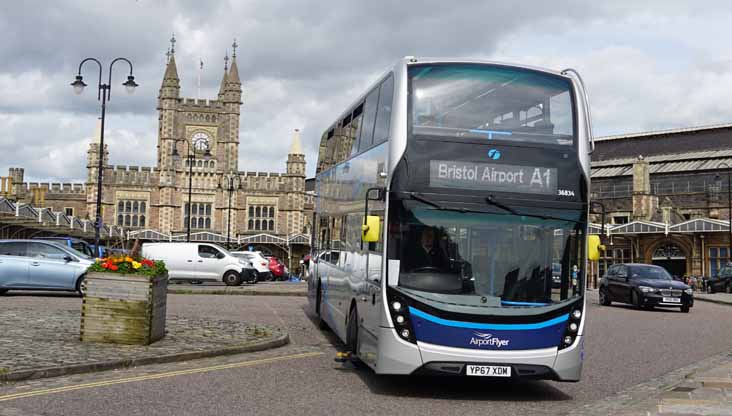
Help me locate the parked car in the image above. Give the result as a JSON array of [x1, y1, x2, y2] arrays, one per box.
[[0, 239, 94, 295], [599, 263, 693, 313], [266, 256, 287, 281], [142, 242, 257, 286], [32, 236, 96, 258], [707, 265, 732, 293], [230, 251, 274, 281]]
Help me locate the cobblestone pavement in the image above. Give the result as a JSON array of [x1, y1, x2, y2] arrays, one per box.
[[569, 348, 732, 415], [167, 280, 307, 296], [0, 306, 285, 379], [695, 291, 732, 306]]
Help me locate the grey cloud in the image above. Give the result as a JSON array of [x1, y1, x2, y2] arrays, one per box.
[[1, 0, 731, 181]]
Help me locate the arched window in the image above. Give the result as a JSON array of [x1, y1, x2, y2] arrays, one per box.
[[269, 220, 274, 231], [256, 207, 261, 217], [205, 218, 211, 228], [197, 160, 203, 168], [124, 215, 131, 226], [125, 201, 131, 212], [117, 215, 123, 226], [192, 204, 198, 215], [210, 161, 216, 169], [140, 202, 146, 212], [269, 207, 275, 217], [198, 217, 205, 228], [140, 215, 146, 227], [118, 201, 124, 212], [132, 201, 139, 213], [249, 206, 254, 217], [255, 220, 260, 230], [205, 205, 211, 215], [132, 216, 138, 227], [248, 219, 254, 229]]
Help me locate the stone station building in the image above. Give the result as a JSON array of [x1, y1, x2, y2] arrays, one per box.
[[0, 39, 312, 264], [589, 124, 732, 286]]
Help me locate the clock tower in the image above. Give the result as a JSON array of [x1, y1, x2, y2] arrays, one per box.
[[154, 36, 243, 233]]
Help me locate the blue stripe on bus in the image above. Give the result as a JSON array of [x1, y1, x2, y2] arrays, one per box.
[[408, 307, 568, 330], [501, 300, 550, 306]]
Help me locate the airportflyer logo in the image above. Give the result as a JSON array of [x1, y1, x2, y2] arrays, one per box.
[[469, 332, 510, 348]]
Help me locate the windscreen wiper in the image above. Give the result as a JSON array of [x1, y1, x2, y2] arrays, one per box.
[[485, 195, 520, 216], [485, 195, 580, 223], [409, 192, 471, 213]]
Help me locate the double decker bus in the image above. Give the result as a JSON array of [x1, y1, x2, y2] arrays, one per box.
[[308, 57, 600, 381]]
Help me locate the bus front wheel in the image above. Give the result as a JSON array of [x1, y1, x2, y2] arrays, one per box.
[[316, 281, 327, 330], [346, 305, 359, 358]]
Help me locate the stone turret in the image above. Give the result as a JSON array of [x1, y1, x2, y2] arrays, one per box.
[[287, 129, 306, 178], [220, 40, 242, 173], [632, 155, 659, 221]]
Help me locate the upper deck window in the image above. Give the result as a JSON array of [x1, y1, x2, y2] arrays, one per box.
[[410, 64, 575, 146]]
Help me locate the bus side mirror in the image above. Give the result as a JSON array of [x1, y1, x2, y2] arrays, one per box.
[[362, 216, 380, 243], [587, 235, 605, 261]]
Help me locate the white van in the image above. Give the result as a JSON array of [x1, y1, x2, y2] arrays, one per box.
[[142, 242, 257, 285]]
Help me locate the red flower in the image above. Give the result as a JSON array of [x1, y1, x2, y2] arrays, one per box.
[[101, 262, 110, 269], [141, 259, 154, 267], [109, 264, 118, 271]]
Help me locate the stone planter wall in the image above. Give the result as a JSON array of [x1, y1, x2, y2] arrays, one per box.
[[80, 272, 168, 345]]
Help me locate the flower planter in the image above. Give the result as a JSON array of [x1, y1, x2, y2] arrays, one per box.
[[80, 272, 168, 345]]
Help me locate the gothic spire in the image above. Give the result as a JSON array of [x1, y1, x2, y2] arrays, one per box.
[[289, 129, 304, 155], [161, 34, 180, 96], [218, 51, 229, 98], [227, 38, 241, 85]]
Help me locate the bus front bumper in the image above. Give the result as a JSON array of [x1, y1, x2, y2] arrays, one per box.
[[375, 326, 584, 381]]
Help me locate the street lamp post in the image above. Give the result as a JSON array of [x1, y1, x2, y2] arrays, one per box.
[[717, 163, 732, 263], [172, 139, 211, 242], [218, 173, 241, 250], [71, 58, 138, 253]]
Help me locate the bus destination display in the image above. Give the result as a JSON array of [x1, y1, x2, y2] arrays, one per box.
[[429, 160, 558, 195]]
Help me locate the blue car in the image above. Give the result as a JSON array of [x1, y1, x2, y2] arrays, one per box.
[[0, 239, 94, 295], [32, 236, 96, 258]]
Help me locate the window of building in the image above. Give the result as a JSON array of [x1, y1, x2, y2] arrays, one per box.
[[64, 207, 74, 217], [612, 215, 629, 225], [185, 203, 213, 230], [248, 205, 275, 231], [116, 199, 147, 227], [598, 247, 631, 278], [709, 247, 730, 277]]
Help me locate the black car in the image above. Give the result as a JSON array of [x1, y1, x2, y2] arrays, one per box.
[[599, 263, 693, 313], [707, 265, 732, 294]]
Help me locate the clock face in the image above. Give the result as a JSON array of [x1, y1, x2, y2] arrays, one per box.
[[191, 132, 210, 152]]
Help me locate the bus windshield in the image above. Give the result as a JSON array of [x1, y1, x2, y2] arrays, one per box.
[[410, 63, 575, 146], [388, 199, 584, 309]]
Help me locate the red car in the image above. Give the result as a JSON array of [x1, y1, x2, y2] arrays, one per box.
[[267, 256, 286, 280]]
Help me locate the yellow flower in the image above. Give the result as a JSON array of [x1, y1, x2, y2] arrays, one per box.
[[132, 261, 142, 269]]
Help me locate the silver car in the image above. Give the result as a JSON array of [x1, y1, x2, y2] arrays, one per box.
[[0, 239, 94, 295]]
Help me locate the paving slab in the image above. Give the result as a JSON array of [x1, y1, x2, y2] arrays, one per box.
[[695, 292, 732, 306], [0, 306, 288, 383]]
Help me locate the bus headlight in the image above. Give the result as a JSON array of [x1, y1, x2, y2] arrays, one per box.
[[559, 305, 583, 350], [387, 288, 416, 344]]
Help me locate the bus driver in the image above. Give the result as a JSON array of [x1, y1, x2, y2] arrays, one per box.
[[409, 227, 449, 271]]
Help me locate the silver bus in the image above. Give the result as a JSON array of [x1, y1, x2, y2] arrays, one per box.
[[308, 57, 600, 381]]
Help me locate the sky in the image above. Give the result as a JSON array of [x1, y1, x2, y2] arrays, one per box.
[[1, 0, 732, 183]]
